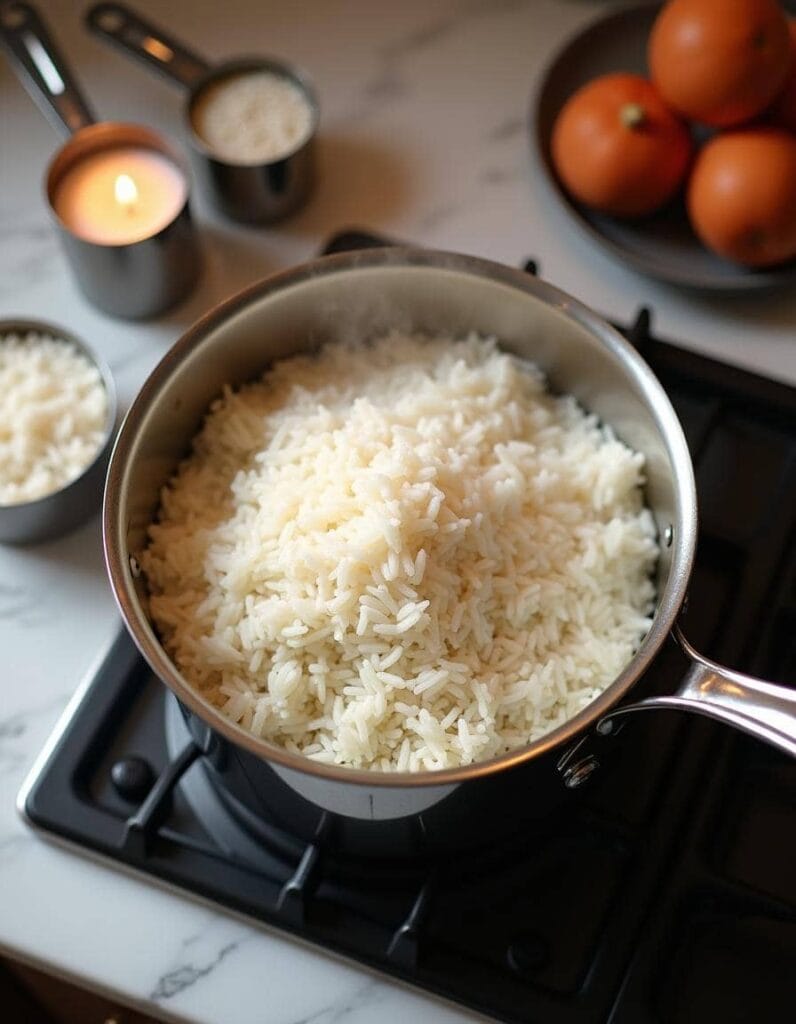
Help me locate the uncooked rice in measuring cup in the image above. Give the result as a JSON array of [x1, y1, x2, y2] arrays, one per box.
[[191, 70, 313, 163], [142, 333, 659, 772], [0, 332, 107, 506]]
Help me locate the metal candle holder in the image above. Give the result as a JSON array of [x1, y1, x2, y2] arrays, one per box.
[[0, 2, 201, 319]]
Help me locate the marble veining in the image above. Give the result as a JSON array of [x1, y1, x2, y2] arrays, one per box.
[[362, 70, 407, 103], [0, 692, 71, 776], [478, 165, 522, 185], [381, 16, 457, 59], [0, 220, 59, 296], [289, 980, 381, 1024], [0, 691, 73, 744], [0, 832, 33, 866], [486, 116, 525, 142], [418, 200, 463, 230], [0, 581, 44, 626], [0, 1, 794, 1023], [151, 941, 243, 1002]]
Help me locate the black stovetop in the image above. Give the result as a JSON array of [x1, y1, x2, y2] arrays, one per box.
[[21, 232, 796, 1024]]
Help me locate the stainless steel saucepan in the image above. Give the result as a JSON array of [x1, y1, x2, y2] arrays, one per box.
[[103, 248, 796, 832]]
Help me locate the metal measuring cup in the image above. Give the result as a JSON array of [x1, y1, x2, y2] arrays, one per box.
[[0, 318, 117, 544], [86, 2, 319, 224], [0, 1, 201, 319]]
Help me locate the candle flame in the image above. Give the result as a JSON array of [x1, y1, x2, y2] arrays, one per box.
[[114, 173, 138, 208]]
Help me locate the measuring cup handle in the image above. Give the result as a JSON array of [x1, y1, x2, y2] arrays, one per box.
[[0, 1, 94, 135], [85, 2, 210, 90]]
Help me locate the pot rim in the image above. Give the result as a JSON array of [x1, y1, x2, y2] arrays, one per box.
[[103, 246, 697, 788]]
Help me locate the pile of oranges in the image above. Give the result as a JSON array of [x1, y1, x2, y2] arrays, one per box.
[[551, 0, 796, 268]]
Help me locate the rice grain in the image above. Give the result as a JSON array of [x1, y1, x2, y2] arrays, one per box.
[[143, 333, 659, 772]]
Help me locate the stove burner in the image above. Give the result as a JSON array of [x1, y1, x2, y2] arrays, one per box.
[[20, 231, 796, 1023]]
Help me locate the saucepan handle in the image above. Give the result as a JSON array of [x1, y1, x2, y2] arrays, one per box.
[[0, 1, 95, 136], [596, 624, 796, 758], [85, 2, 211, 90]]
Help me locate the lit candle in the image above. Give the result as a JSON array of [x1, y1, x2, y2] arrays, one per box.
[[52, 147, 188, 245], [115, 173, 137, 209], [45, 124, 201, 318]]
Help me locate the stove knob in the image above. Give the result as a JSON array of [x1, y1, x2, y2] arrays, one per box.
[[507, 930, 549, 975], [111, 756, 155, 802]]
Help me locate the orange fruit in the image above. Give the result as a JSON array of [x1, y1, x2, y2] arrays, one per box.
[[551, 73, 693, 218], [687, 127, 796, 266], [768, 20, 796, 132], [649, 0, 791, 126]]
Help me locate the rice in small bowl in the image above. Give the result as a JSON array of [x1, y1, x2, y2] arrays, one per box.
[[0, 322, 115, 544]]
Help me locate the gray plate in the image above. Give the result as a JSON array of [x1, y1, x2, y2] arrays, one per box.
[[532, 2, 796, 293]]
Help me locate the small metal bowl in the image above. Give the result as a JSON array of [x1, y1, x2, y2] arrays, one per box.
[[0, 319, 117, 545]]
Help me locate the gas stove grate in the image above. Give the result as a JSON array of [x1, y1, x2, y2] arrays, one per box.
[[21, 231, 796, 1024]]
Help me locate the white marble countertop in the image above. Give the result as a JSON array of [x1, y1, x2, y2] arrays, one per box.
[[1, 1, 794, 1021]]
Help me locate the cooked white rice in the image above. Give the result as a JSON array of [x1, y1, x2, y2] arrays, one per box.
[[0, 332, 107, 506], [143, 333, 658, 772]]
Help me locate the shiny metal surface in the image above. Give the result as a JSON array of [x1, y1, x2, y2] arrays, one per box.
[[86, 3, 318, 224], [0, 318, 117, 545], [0, 1, 94, 136], [0, 2, 200, 319], [268, 760, 456, 820], [597, 626, 796, 757], [562, 756, 600, 789], [104, 247, 699, 817], [45, 122, 201, 319]]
